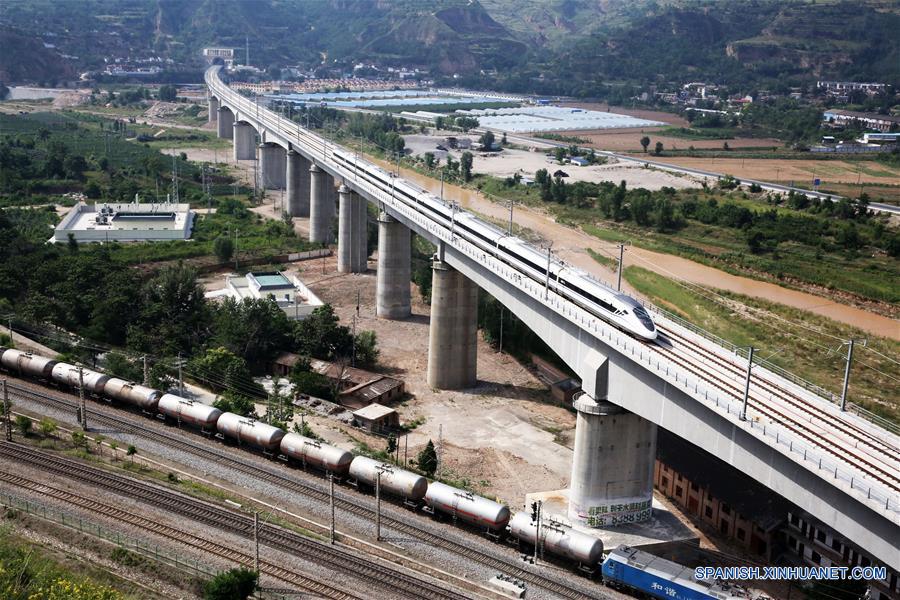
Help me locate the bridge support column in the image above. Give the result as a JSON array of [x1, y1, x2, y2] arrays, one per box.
[[216, 107, 234, 139], [354, 192, 368, 270], [426, 258, 477, 389], [232, 122, 255, 161], [259, 144, 286, 190], [208, 96, 219, 122], [286, 151, 310, 217], [309, 164, 333, 244], [337, 185, 366, 273], [376, 211, 411, 319], [568, 362, 656, 527]]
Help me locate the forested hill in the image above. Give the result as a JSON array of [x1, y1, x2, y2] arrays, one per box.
[[1, 0, 897, 93]]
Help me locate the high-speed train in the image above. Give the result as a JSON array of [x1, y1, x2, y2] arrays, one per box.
[[330, 149, 657, 341]]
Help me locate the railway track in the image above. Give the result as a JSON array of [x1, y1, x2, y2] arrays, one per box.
[[0, 442, 469, 600], [650, 328, 899, 493], [5, 380, 607, 600], [659, 324, 898, 462], [0, 465, 361, 600]]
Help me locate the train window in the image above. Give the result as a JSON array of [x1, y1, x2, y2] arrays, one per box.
[[633, 305, 654, 329]]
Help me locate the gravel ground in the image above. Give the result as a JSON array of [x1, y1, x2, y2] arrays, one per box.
[[8, 384, 620, 600]]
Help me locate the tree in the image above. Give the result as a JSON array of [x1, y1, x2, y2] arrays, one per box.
[[212, 298, 293, 366], [109, 441, 119, 461], [654, 141, 663, 156], [203, 567, 258, 600], [95, 434, 105, 456], [460, 151, 473, 182], [479, 130, 495, 150], [640, 136, 651, 153], [39, 417, 57, 438], [126, 444, 137, 463], [15, 415, 31, 436], [213, 236, 234, 263], [190, 347, 264, 397], [157, 84, 177, 102], [423, 152, 436, 169], [71, 430, 87, 450], [417, 440, 438, 477], [501, 132, 507, 146], [554, 147, 566, 163], [213, 392, 257, 417], [353, 330, 379, 369], [293, 304, 353, 360], [386, 434, 397, 455]]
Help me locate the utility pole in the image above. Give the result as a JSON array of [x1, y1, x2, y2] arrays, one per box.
[[351, 315, 357, 367], [437, 423, 443, 479], [840, 338, 866, 411], [740, 347, 755, 421], [3, 380, 11, 442], [78, 366, 87, 430], [508, 197, 514, 235], [533, 500, 542, 564], [439, 170, 444, 202], [234, 228, 239, 270], [544, 243, 553, 300], [498, 306, 504, 354], [176, 353, 184, 397], [375, 470, 382, 541], [253, 511, 260, 573], [616, 243, 625, 291], [329, 474, 336, 544]]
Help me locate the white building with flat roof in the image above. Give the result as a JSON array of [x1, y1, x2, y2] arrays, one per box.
[[206, 271, 324, 320], [52, 200, 194, 244]]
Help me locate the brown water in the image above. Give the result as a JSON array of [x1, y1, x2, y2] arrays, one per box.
[[385, 161, 899, 341]]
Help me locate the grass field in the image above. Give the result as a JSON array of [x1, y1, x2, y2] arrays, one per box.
[[624, 265, 900, 423]]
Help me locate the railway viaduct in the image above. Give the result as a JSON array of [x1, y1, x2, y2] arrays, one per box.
[[207, 67, 899, 573]]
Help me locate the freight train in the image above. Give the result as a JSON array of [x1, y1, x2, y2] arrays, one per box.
[[0, 347, 604, 572]]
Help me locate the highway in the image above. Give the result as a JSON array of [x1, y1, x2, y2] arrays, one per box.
[[210, 67, 900, 568]]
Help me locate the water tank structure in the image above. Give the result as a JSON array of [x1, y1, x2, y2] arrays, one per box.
[[102, 378, 161, 411], [348, 456, 428, 501], [50, 363, 110, 394], [425, 481, 511, 531], [157, 394, 223, 430], [0, 349, 58, 379], [279, 433, 353, 475], [216, 412, 286, 452], [508, 512, 604, 566]]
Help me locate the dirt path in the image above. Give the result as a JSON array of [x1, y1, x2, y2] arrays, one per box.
[[387, 163, 900, 341]]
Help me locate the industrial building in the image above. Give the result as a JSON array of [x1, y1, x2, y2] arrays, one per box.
[[352, 403, 400, 433], [205, 271, 323, 320], [52, 200, 194, 244]]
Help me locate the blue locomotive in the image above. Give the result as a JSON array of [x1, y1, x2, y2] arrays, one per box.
[[602, 546, 768, 600]]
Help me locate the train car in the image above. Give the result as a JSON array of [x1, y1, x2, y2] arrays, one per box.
[[49, 362, 111, 395], [424, 481, 510, 533], [279, 433, 353, 476], [216, 412, 286, 453], [102, 378, 161, 412], [157, 394, 222, 432], [348, 456, 427, 503], [602, 546, 760, 600], [0, 348, 58, 379], [509, 512, 604, 570]]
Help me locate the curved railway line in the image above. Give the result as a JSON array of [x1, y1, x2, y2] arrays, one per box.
[[4, 379, 608, 600], [0, 442, 468, 600], [651, 328, 899, 493], [0, 465, 362, 600]]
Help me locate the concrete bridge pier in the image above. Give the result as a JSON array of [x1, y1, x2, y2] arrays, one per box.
[[568, 359, 657, 527], [216, 107, 234, 139], [232, 122, 255, 161], [208, 96, 219, 122], [353, 191, 368, 270], [309, 164, 333, 244], [426, 257, 478, 389], [337, 185, 367, 273], [376, 211, 411, 319], [286, 151, 310, 217], [259, 144, 286, 190]]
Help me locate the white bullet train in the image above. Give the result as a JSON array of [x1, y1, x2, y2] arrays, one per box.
[[331, 149, 657, 341]]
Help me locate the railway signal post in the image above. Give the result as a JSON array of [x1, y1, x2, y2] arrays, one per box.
[[329, 474, 336, 544], [3, 380, 10, 442], [375, 470, 382, 541], [78, 366, 87, 430]]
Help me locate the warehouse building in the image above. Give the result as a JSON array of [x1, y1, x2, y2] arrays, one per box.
[[52, 200, 194, 244]]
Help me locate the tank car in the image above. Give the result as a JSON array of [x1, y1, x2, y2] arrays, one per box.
[[157, 394, 222, 431], [424, 481, 510, 532], [602, 545, 761, 600], [50, 363, 110, 395], [102, 378, 161, 412], [279, 433, 353, 476], [509, 512, 604, 568], [348, 456, 427, 502], [0, 348, 58, 379], [216, 412, 286, 453]]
